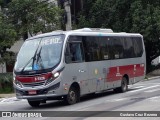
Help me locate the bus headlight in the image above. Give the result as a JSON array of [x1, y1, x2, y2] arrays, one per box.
[[53, 72, 60, 78], [45, 72, 60, 85]]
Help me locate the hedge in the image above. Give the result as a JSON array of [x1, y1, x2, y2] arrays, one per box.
[[0, 73, 14, 93]]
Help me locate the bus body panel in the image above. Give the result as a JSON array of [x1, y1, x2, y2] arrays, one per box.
[[62, 62, 89, 95]]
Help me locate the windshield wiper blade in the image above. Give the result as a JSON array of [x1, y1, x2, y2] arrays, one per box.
[[36, 46, 42, 63], [35, 47, 44, 69], [20, 42, 41, 73], [32, 45, 40, 70], [20, 56, 34, 73]]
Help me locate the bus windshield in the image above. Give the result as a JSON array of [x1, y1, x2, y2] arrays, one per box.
[[14, 35, 65, 72]]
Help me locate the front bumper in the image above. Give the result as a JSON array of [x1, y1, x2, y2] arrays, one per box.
[[16, 93, 65, 100], [14, 82, 66, 100]]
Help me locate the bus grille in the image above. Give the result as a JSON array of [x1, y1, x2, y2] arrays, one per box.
[[22, 81, 46, 87]]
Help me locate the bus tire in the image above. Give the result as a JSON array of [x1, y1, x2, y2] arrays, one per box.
[[114, 77, 128, 93], [28, 100, 40, 107], [65, 86, 79, 105]]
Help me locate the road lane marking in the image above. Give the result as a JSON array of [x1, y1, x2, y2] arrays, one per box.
[[105, 98, 128, 102], [132, 86, 144, 88], [145, 88, 160, 93], [134, 83, 160, 85], [147, 96, 160, 102], [129, 86, 144, 89], [127, 85, 160, 93], [0, 97, 25, 104], [148, 96, 160, 100]]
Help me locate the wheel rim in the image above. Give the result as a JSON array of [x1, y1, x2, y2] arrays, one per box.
[[68, 90, 76, 103], [122, 79, 127, 91]]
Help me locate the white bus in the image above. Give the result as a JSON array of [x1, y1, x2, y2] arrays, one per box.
[[13, 28, 146, 107]]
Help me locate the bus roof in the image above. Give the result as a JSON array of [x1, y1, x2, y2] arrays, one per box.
[[27, 28, 142, 40]]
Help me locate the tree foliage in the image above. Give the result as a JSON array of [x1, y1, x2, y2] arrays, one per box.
[[7, 0, 62, 39], [78, 0, 160, 72], [0, 10, 17, 64], [0, 0, 63, 64]]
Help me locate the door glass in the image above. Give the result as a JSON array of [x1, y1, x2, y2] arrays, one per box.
[[65, 36, 84, 63]]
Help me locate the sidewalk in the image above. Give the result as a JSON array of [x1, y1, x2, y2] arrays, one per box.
[[0, 93, 15, 98], [146, 76, 160, 80]]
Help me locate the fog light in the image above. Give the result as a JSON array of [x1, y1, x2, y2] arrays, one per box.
[[14, 80, 22, 88]]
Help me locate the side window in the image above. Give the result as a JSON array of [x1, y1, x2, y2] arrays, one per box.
[[83, 36, 100, 61], [65, 36, 84, 63], [132, 37, 143, 57], [99, 37, 110, 60], [112, 37, 124, 59], [123, 37, 135, 58], [69, 43, 83, 62]]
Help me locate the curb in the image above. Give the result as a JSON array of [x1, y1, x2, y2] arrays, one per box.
[[144, 76, 160, 81]]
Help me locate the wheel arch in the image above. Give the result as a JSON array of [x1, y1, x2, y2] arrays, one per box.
[[70, 82, 81, 96], [123, 74, 129, 85]]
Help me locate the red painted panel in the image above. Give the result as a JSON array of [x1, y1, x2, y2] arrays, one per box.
[[106, 64, 145, 82], [135, 64, 145, 77], [16, 72, 52, 83]]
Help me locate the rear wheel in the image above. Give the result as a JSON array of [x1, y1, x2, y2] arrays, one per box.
[[114, 77, 128, 93], [65, 87, 79, 105], [28, 100, 40, 107]]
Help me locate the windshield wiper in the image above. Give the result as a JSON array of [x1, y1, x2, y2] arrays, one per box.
[[35, 46, 44, 69], [32, 45, 41, 70], [20, 56, 34, 73], [20, 42, 41, 73], [36, 46, 42, 63]]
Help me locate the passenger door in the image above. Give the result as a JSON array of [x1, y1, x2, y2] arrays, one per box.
[[63, 36, 89, 95]]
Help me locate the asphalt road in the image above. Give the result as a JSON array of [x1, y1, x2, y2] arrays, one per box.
[[1, 78, 160, 120]]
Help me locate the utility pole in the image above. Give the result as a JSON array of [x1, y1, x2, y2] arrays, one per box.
[[64, 0, 72, 30]]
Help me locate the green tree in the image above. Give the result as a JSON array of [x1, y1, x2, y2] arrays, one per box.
[[7, 0, 62, 40], [78, 0, 160, 72], [0, 10, 17, 64], [130, 0, 160, 72]]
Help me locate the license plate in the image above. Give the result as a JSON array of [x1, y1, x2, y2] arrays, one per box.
[[28, 90, 37, 95]]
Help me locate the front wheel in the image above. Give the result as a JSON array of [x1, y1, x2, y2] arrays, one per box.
[[65, 87, 79, 105], [28, 100, 40, 107]]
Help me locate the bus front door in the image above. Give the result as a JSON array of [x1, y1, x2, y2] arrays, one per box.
[[63, 41, 89, 95]]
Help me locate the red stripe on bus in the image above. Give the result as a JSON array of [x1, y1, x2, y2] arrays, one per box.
[[16, 72, 52, 83], [106, 64, 145, 82]]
